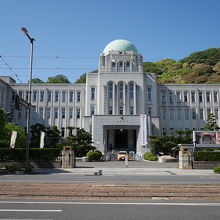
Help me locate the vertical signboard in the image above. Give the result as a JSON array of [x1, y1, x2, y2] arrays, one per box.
[[216, 132, 220, 144], [140, 114, 147, 145]]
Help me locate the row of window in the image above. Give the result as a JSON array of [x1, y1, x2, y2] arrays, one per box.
[[16, 90, 81, 103], [111, 61, 131, 72], [161, 90, 219, 103], [17, 87, 97, 103], [32, 107, 81, 120], [161, 108, 219, 120]]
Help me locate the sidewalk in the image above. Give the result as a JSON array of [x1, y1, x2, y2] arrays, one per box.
[[33, 167, 215, 176]]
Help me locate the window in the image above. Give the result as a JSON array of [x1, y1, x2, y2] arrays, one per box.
[[184, 91, 188, 102], [32, 91, 37, 102], [54, 108, 58, 119], [161, 90, 166, 102], [206, 92, 211, 103], [90, 106, 95, 115], [147, 87, 152, 101], [39, 107, 44, 119], [62, 91, 66, 102], [215, 109, 218, 119], [147, 107, 151, 115], [55, 91, 59, 102], [162, 128, 166, 135], [176, 91, 181, 102], [76, 109, 80, 119], [47, 108, 51, 119], [40, 91, 44, 102], [25, 91, 29, 101], [207, 108, 211, 118], [69, 91, 74, 102], [18, 107, 22, 119], [108, 106, 112, 115], [69, 108, 73, 119], [91, 87, 95, 100], [119, 106, 123, 115], [185, 109, 189, 120], [162, 109, 166, 120], [11, 91, 15, 101], [18, 91, 23, 98], [199, 92, 203, 102], [61, 128, 65, 137], [77, 91, 81, 102], [119, 61, 123, 72], [126, 61, 130, 72], [130, 106, 134, 115], [62, 108, 65, 119], [108, 83, 113, 99], [199, 109, 203, 119], [119, 83, 123, 99], [191, 91, 196, 103], [47, 90, 52, 102], [177, 109, 181, 120], [129, 84, 134, 99], [192, 108, 196, 119], [214, 92, 218, 103], [169, 92, 173, 102], [170, 128, 174, 135], [170, 109, 174, 120], [111, 62, 116, 72]]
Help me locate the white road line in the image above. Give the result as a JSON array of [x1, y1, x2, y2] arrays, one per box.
[[0, 209, 62, 212], [0, 201, 220, 206]]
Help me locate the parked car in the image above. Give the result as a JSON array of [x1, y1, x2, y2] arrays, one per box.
[[117, 151, 128, 161]]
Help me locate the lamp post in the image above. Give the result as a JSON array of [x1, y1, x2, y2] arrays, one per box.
[[21, 27, 35, 173]]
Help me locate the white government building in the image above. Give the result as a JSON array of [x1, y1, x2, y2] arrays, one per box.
[[0, 39, 220, 154]]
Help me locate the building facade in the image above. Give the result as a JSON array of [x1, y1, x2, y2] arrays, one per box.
[[1, 39, 220, 154]]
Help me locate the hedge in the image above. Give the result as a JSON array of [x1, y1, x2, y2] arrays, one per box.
[[195, 151, 220, 161], [0, 148, 61, 162]]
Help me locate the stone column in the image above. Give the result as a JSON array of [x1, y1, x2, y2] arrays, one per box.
[[123, 82, 126, 115], [134, 82, 137, 114], [113, 82, 116, 115]]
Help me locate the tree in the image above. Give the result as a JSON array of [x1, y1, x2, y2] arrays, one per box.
[[30, 123, 46, 147], [62, 128, 95, 156], [180, 48, 220, 66], [205, 113, 219, 131], [32, 78, 44, 83], [0, 108, 9, 147], [75, 73, 87, 83], [44, 126, 61, 148], [47, 74, 70, 83], [4, 123, 26, 148]]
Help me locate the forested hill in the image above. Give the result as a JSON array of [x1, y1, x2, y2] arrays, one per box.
[[144, 48, 220, 84]]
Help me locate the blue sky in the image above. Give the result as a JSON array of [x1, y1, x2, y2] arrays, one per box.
[[0, 0, 219, 83]]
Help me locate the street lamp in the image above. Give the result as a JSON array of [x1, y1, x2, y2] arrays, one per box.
[[21, 27, 35, 173]]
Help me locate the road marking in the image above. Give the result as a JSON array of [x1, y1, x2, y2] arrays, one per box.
[[0, 209, 62, 212], [0, 201, 220, 206]]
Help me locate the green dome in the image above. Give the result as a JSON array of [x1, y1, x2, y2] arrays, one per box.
[[103, 39, 138, 54]]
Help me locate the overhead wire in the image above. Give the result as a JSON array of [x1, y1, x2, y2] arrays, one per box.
[[0, 55, 23, 83]]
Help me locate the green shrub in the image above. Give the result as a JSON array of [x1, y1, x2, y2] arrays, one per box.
[[195, 151, 220, 161], [149, 156, 158, 161], [143, 152, 153, 160], [86, 150, 102, 161], [213, 166, 220, 174], [4, 163, 21, 173]]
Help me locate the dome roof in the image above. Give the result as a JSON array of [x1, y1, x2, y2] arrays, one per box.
[[103, 39, 138, 54]]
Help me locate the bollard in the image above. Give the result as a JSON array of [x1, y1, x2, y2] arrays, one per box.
[[125, 155, 128, 168]]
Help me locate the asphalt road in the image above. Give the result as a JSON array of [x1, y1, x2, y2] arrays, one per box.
[[0, 174, 220, 184], [0, 200, 220, 220]]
